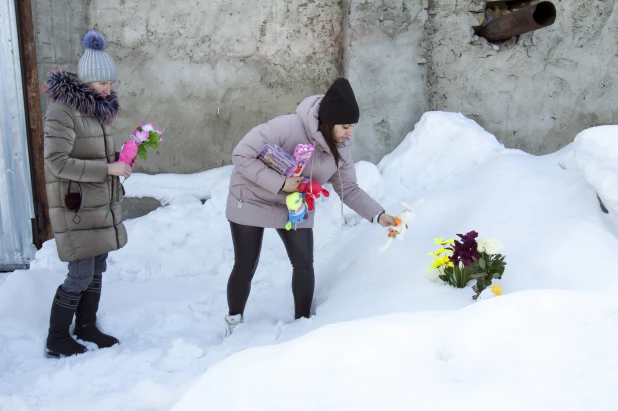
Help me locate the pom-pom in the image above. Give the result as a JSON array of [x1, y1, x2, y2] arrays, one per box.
[[82, 29, 107, 51]]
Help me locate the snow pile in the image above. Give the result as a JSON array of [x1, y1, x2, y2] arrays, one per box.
[[378, 112, 505, 191], [122, 166, 234, 204], [574, 125, 618, 215], [0, 112, 617, 411], [172, 289, 618, 411]]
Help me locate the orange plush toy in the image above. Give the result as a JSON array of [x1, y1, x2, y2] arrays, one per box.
[[298, 178, 330, 211]]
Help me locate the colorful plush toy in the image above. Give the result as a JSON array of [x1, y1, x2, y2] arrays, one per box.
[[297, 178, 329, 211], [379, 199, 425, 252], [119, 140, 138, 165], [285, 192, 309, 230], [119, 122, 163, 165]]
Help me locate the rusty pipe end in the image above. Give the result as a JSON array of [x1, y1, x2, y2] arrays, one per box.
[[476, 1, 557, 42], [533, 1, 557, 27]]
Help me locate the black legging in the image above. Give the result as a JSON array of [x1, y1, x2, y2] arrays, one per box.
[[227, 221, 314, 319]]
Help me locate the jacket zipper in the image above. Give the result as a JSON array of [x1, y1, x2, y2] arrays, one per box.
[[237, 187, 243, 209], [102, 125, 120, 249]]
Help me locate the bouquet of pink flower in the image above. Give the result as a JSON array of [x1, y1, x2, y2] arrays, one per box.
[[119, 123, 164, 165]]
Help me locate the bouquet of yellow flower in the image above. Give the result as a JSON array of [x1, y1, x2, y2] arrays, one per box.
[[428, 230, 506, 299]]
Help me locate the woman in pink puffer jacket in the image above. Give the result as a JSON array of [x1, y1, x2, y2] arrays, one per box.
[[224, 78, 396, 334]]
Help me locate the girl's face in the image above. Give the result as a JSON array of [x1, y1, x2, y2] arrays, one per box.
[[88, 81, 115, 97], [332, 124, 355, 143]]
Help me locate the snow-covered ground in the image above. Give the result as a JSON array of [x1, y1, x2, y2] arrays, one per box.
[[1, 112, 617, 411]]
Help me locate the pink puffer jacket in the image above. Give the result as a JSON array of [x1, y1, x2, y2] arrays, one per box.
[[225, 95, 383, 229]]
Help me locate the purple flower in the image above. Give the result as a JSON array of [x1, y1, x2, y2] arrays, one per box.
[[448, 230, 481, 267]]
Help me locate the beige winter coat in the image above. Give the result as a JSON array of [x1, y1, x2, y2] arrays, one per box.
[[43, 71, 127, 262]]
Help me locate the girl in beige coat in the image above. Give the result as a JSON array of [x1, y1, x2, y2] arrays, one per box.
[[43, 30, 131, 358]]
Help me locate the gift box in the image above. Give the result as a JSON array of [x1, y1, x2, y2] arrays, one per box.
[[259, 144, 314, 177], [259, 144, 296, 176], [291, 144, 314, 176]]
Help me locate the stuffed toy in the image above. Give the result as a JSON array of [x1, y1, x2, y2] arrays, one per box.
[[119, 140, 138, 165], [285, 192, 309, 230], [297, 178, 329, 211], [379, 199, 425, 252]]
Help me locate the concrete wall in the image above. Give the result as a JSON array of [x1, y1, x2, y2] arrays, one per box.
[[347, 0, 429, 164], [32, 0, 88, 116], [33, 0, 346, 173], [31, 0, 618, 172], [427, 0, 618, 154]]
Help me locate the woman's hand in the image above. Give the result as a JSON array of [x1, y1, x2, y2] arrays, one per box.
[[107, 162, 132, 179], [281, 177, 303, 193], [378, 213, 397, 227]]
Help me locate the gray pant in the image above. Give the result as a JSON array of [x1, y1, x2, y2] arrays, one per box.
[[61, 253, 108, 293]]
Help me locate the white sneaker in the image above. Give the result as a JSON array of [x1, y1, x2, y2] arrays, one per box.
[[224, 314, 243, 336]]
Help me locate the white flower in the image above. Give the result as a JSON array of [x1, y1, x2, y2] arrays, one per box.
[[476, 238, 503, 255], [426, 268, 442, 283], [140, 122, 155, 132]]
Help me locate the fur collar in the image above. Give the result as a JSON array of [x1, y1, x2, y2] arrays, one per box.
[[43, 71, 119, 124]]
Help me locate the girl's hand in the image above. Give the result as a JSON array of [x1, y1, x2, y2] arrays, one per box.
[[281, 177, 303, 193], [379, 213, 397, 227], [108, 162, 132, 178]]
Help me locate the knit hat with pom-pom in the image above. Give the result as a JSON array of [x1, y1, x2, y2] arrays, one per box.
[[77, 29, 117, 83]]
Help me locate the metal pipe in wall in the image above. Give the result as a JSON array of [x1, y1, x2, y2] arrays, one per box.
[[477, 1, 557, 42]]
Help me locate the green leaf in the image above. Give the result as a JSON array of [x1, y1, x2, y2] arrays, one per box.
[[451, 266, 471, 288], [441, 266, 456, 288], [476, 277, 492, 294], [149, 131, 161, 143], [479, 258, 486, 270], [138, 144, 148, 160]]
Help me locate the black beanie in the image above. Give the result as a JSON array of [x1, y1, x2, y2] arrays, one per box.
[[318, 78, 360, 125]]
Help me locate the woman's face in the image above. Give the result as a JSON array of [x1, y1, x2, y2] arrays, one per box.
[[332, 124, 355, 143], [88, 81, 115, 97]]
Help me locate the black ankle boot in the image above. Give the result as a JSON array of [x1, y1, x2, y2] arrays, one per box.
[[46, 286, 87, 358], [74, 274, 119, 349]]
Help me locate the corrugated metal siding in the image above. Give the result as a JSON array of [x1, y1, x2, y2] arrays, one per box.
[[0, 0, 37, 270]]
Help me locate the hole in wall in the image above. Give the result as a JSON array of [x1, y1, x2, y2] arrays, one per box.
[[473, 1, 557, 44]]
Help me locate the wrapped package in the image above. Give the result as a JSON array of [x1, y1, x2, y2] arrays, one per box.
[[259, 144, 296, 176], [259, 144, 314, 177], [291, 144, 314, 176]]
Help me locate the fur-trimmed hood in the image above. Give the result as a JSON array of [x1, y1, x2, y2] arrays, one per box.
[[43, 70, 119, 124]]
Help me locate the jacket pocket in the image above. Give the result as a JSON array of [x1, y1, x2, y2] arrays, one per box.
[[230, 185, 244, 209], [59, 180, 69, 209], [61, 180, 82, 211], [117, 177, 125, 201], [109, 176, 124, 203], [65, 206, 114, 231]]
